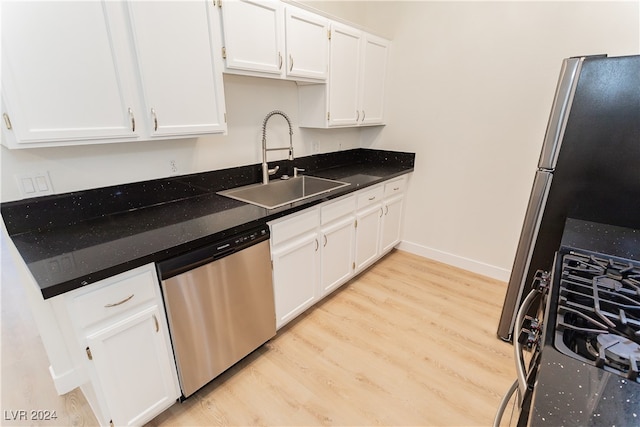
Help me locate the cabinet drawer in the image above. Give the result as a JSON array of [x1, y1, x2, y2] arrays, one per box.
[[270, 208, 319, 246], [384, 177, 406, 198], [356, 185, 383, 210], [70, 269, 157, 328], [321, 195, 356, 224]]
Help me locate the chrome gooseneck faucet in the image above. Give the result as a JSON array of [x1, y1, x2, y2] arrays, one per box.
[[261, 110, 294, 184]]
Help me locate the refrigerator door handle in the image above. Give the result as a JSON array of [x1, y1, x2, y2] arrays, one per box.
[[497, 171, 553, 340], [538, 57, 584, 170]]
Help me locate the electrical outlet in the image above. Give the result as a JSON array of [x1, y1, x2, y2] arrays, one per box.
[[169, 160, 178, 175], [15, 171, 54, 197], [311, 140, 319, 153]]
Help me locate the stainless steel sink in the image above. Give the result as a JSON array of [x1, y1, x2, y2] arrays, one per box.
[[218, 176, 350, 209]]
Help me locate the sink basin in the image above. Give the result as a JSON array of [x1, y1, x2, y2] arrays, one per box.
[[218, 176, 350, 209]]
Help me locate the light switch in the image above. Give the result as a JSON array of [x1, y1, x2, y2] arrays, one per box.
[[35, 175, 49, 191], [21, 177, 36, 194], [16, 171, 54, 197]]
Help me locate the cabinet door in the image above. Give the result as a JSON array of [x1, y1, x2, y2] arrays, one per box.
[[285, 7, 328, 80], [354, 203, 382, 272], [220, 0, 284, 75], [360, 34, 389, 125], [86, 305, 179, 426], [328, 23, 361, 126], [272, 232, 318, 329], [1, 1, 138, 146], [127, 1, 226, 137], [320, 216, 355, 296], [380, 194, 404, 254]]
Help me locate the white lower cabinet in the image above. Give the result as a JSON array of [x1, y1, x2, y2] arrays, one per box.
[[270, 208, 320, 329], [319, 194, 356, 297], [380, 194, 404, 254], [271, 230, 319, 329], [270, 176, 407, 329], [66, 264, 180, 426], [379, 177, 406, 254], [354, 202, 383, 272], [354, 184, 384, 272], [86, 305, 178, 426], [319, 215, 355, 296]]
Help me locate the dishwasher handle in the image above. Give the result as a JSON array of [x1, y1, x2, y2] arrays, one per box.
[[157, 225, 270, 280]]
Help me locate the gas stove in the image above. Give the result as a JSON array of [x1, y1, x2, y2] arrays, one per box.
[[554, 251, 640, 382], [526, 220, 640, 426], [495, 219, 640, 427]]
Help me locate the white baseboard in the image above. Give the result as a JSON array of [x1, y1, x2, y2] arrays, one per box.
[[49, 364, 82, 395], [397, 240, 511, 282]]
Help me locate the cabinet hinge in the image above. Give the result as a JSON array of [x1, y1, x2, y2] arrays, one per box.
[[2, 113, 12, 130], [86, 346, 93, 361], [328, 30, 331, 40], [222, 46, 227, 59]]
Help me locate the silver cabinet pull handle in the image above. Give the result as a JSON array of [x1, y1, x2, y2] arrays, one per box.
[[379, 207, 383, 218], [315, 238, 319, 251], [385, 205, 389, 215], [289, 54, 293, 72], [151, 108, 158, 131], [3, 113, 12, 130], [153, 314, 159, 333], [128, 108, 135, 132], [104, 294, 134, 308], [278, 52, 283, 70], [362, 110, 365, 121], [368, 196, 376, 201], [356, 110, 360, 121], [393, 187, 400, 191], [323, 234, 328, 247]]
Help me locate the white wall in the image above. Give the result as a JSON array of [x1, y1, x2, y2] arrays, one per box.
[[358, 1, 640, 280]]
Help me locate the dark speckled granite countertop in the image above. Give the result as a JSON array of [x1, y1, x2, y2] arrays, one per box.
[[1, 149, 414, 299], [528, 219, 640, 426]]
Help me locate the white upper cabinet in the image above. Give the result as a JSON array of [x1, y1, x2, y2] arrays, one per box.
[[298, 23, 390, 128], [284, 6, 329, 80], [126, 1, 227, 137], [219, 0, 328, 82], [1, 0, 227, 149], [220, 0, 284, 76], [327, 23, 362, 127], [1, 1, 139, 147], [360, 33, 389, 125]]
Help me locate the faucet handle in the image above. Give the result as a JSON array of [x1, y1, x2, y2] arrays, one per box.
[[293, 167, 305, 177], [268, 165, 280, 176]]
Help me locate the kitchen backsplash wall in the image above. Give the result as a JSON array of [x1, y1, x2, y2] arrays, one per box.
[[0, 74, 365, 202]]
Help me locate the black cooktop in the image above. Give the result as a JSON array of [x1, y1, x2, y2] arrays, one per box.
[[528, 219, 640, 426]]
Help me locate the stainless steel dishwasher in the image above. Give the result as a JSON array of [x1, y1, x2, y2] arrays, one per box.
[[157, 224, 275, 398]]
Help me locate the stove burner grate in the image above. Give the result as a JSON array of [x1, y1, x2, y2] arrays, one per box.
[[554, 251, 640, 382]]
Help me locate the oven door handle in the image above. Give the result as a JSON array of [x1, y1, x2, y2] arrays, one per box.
[[514, 288, 539, 402], [493, 379, 519, 427]]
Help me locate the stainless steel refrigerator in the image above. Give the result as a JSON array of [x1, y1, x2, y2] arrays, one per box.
[[497, 54, 640, 341]]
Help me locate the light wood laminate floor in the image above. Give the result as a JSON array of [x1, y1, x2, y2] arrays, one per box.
[[2, 241, 517, 426]]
